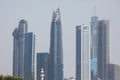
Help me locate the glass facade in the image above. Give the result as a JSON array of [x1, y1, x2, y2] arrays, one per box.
[[36, 53, 49, 80], [90, 16, 98, 80], [76, 25, 90, 80], [12, 20, 35, 80], [108, 64, 120, 80], [49, 8, 63, 80], [98, 20, 110, 80], [24, 33, 35, 80]]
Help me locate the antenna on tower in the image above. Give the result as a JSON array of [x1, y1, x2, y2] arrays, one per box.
[[93, 6, 96, 16]]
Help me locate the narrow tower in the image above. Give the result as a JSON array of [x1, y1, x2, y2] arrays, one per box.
[[76, 25, 91, 80], [90, 16, 98, 80]]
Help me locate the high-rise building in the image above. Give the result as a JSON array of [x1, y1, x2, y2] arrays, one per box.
[[90, 16, 98, 80], [108, 64, 120, 80], [12, 20, 35, 80], [49, 8, 63, 80], [36, 53, 49, 80], [98, 20, 110, 80], [24, 32, 35, 80], [76, 25, 91, 80]]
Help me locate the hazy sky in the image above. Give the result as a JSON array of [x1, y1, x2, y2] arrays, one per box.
[[0, 0, 120, 78]]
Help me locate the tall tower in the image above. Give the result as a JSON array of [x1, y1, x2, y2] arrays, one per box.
[[98, 20, 110, 80], [49, 8, 63, 80], [24, 32, 35, 80], [76, 25, 91, 80], [12, 20, 35, 80], [90, 16, 98, 80]]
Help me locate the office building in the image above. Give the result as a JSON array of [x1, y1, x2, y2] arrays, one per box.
[[36, 53, 49, 80], [98, 20, 110, 80], [12, 20, 35, 80], [108, 64, 120, 80], [90, 16, 98, 80], [76, 25, 91, 80], [24, 32, 35, 80], [49, 8, 63, 80]]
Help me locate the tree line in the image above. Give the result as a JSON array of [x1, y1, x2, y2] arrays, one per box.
[[0, 75, 34, 80]]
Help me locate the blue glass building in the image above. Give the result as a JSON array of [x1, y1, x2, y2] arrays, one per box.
[[12, 20, 35, 80], [98, 20, 110, 80], [49, 8, 63, 80], [24, 32, 35, 80], [90, 16, 98, 80], [36, 53, 49, 80]]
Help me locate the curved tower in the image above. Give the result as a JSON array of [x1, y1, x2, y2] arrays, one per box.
[[49, 8, 63, 80]]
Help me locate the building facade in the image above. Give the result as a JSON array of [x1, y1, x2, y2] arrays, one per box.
[[76, 25, 91, 80], [90, 16, 98, 80], [12, 20, 35, 80], [36, 53, 49, 80], [24, 32, 35, 80], [108, 64, 120, 80], [98, 20, 110, 80], [49, 8, 63, 80]]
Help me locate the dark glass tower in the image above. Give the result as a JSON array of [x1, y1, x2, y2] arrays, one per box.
[[36, 53, 49, 80], [24, 32, 35, 80], [98, 20, 110, 80], [108, 64, 120, 80], [12, 20, 35, 80], [49, 8, 63, 80], [90, 16, 98, 80]]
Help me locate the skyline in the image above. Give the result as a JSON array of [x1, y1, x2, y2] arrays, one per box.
[[0, 0, 120, 78]]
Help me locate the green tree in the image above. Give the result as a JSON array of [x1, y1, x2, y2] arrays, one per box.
[[0, 75, 3, 80], [29, 78, 34, 80], [4, 75, 13, 80], [0, 75, 23, 80]]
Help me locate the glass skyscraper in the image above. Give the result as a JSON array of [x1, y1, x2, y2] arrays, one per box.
[[12, 20, 35, 80], [76, 25, 91, 80], [98, 20, 110, 80], [49, 8, 63, 80], [36, 53, 49, 80], [90, 16, 98, 80]]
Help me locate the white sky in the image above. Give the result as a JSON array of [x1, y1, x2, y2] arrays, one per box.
[[0, 0, 120, 78]]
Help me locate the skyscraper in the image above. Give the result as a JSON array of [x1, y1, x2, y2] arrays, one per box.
[[90, 16, 98, 80], [76, 25, 91, 80], [49, 8, 63, 80], [24, 32, 35, 80], [36, 53, 49, 80], [12, 20, 35, 80], [98, 20, 110, 80]]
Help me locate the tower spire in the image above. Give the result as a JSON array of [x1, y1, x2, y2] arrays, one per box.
[[93, 6, 96, 16]]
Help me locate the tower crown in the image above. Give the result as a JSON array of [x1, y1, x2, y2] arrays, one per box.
[[52, 8, 61, 21]]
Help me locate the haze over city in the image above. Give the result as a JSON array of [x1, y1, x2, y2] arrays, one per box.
[[0, 0, 120, 78]]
